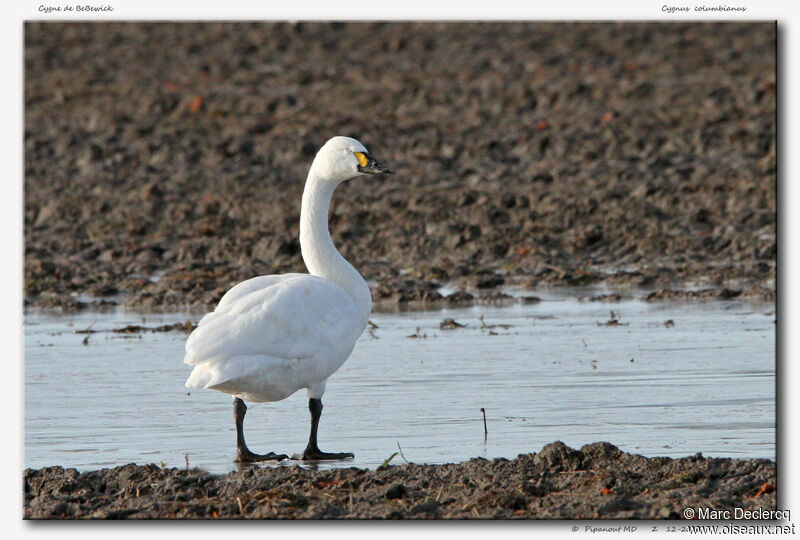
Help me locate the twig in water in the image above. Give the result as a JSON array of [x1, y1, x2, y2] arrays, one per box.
[[407, 327, 427, 339], [480, 408, 488, 441], [379, 452, 399, 469], [478, 315, 512, 332], [597, 310, 628, 327], [396, 442, 410, 463], [74, 321, 98, 334]]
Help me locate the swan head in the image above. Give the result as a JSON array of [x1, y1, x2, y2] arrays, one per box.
[[310, 136, 393, 184]]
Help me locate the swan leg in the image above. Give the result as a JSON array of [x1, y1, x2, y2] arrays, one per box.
[[302, 398, 354, 460], [233, 398, 288, 463]]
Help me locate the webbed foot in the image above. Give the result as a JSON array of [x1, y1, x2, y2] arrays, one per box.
[[236, 448, 289, 463], [301, 447, 354, 461]]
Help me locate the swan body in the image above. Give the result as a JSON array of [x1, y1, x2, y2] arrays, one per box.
[[183, 136, 392, 461], [184, 273, 365, 402]]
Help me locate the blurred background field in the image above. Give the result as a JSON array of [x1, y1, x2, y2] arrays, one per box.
[[23, 22, 776, 310]]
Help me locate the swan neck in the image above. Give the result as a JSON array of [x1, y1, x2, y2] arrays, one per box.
[[299, 172, 371, 320]]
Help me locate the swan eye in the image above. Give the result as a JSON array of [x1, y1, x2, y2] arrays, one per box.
[[353, 152, 369, 167]]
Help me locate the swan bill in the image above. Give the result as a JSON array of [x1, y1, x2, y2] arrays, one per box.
[[356, 152, 394, 174]]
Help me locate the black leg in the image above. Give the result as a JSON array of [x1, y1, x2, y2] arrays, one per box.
[[233, 398, 288, 463], [301, 398, 354, 460]]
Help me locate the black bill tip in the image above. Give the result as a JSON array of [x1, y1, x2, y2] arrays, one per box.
[[358, 153, 394, 175]]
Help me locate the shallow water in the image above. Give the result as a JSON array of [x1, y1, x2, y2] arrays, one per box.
[[24, 296, 775, 474]]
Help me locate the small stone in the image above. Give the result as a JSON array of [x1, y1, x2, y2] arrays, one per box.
[[440, 318, 466, 329], [476, 276, 505, 289]]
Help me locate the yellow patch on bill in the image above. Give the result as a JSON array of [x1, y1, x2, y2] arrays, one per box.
[[354, 152, 368, 167]]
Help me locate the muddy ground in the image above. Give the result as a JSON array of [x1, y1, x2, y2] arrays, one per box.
[[23, 22, 776, 310], [23, 441, 776, 520]]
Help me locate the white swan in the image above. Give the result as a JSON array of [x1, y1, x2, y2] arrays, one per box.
[[184, 136, 393, 461]]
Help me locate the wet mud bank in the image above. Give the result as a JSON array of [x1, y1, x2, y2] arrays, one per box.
[[24, 22, 775, 310], [24, 442, 776, 519]]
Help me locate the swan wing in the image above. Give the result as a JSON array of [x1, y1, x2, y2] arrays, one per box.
[[215, 274, 302, 311], [184, 274, 364, 368]]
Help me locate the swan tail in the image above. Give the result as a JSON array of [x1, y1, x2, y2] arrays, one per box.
[[184, 355, 300, 403]]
